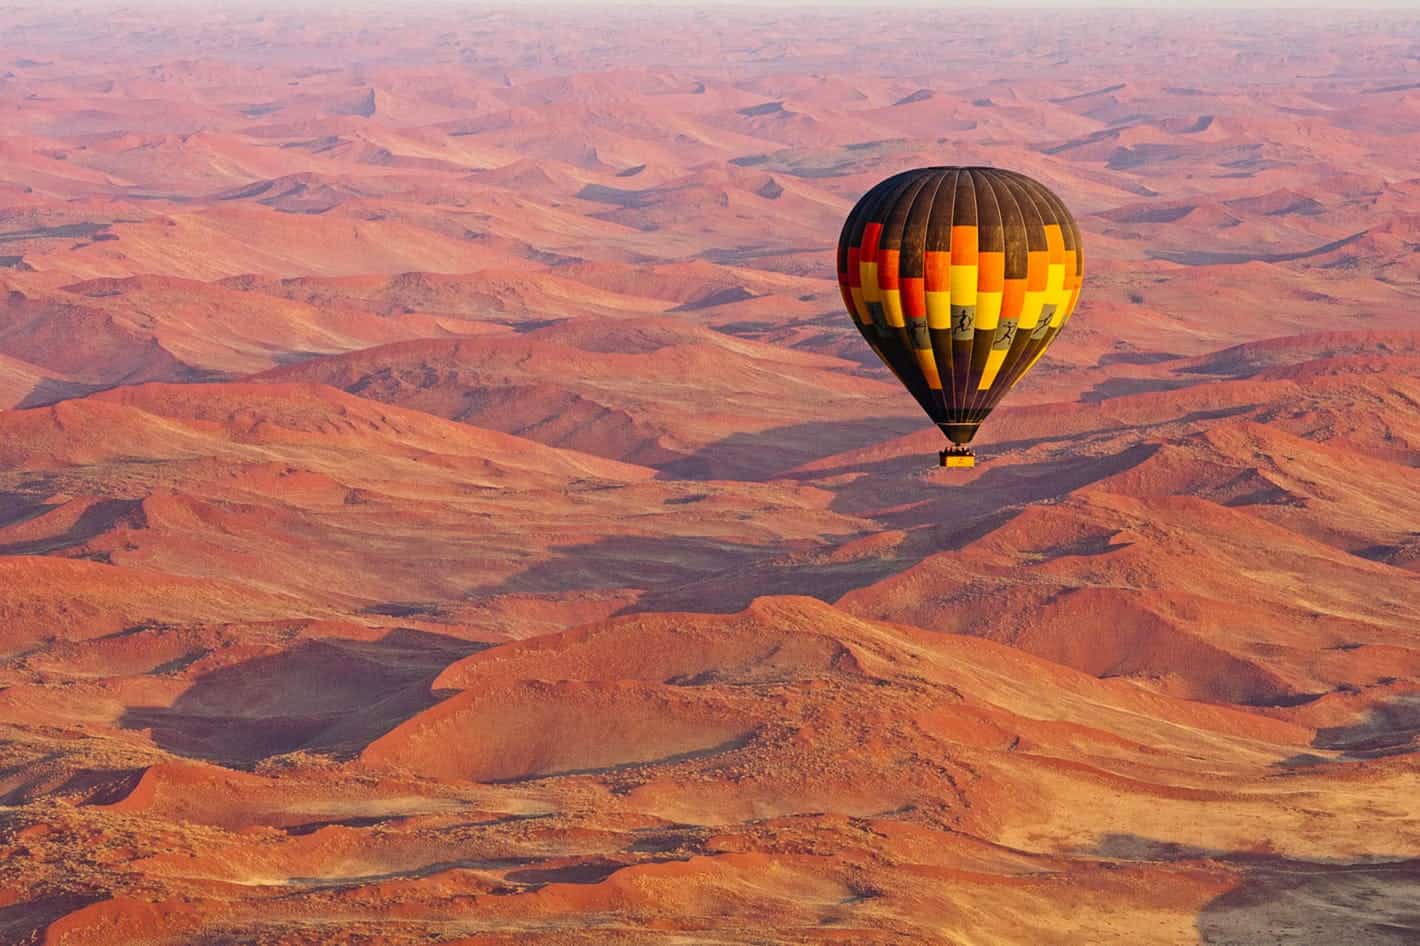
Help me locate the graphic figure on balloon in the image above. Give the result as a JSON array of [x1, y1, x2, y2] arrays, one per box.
[[838, 167, 1083, 468]]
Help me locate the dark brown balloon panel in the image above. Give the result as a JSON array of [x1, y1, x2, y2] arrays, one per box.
[[837, 167, 1083, 446]]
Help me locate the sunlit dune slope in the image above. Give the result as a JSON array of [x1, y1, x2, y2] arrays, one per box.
[[11, 597, 1418, 946], [257, 316, 911, 473], [0, 381, 874, 633]]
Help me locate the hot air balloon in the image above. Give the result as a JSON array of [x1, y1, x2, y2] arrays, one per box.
[[837, 167, 1083, 468]]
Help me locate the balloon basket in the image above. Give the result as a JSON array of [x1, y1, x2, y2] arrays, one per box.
[[939, 446, 975, 469]]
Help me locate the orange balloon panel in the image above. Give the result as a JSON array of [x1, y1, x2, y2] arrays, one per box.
[[837, 167, 1083, 446]]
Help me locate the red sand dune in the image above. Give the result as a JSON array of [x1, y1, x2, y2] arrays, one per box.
[[257, 316, 908, 472]]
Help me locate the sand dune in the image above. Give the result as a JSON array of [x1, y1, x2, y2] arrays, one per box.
[[257, 317, 908, 472]]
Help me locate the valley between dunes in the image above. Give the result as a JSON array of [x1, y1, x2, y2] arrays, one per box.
[[2, 6, 1419, 945]]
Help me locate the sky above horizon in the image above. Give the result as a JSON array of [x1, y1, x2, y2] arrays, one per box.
[[426, 0, 1418, 9], [46, 0, 1420, 9]]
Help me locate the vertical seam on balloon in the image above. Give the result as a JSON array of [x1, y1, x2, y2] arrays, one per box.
[[985, 172, 1050, 413], [929, 167, 960, 421], [882, 173, 933, 397], [840, 177, 897, 374], [995, 176, 1070, 399], [976, 168, 1022, 417], [864, 171, 943, 419], [953, 168, 977, 423], [964, 170, 1005, 421], [915, 169, 950, 410], [900, 170, 947, 404], [967, 168, 1014, 417]]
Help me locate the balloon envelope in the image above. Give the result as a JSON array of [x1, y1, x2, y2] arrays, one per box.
[[837, 167, 1083, 448]]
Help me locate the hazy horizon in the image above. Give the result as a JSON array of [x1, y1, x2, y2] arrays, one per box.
[[14, 0, 1420, 10]]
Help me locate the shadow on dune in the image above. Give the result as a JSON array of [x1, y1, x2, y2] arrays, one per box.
[[484, 531, 922, 615], [505, 859, 627, 886], [1282, 696, 1420, 767], [654, 415, 923, 481], [490, 446, 1161, 614], [1313, 696, 1420, 759], [1196, 858, 1420, 945], [1085, 834, 1420, 945], [808, 441, 1162, 529], [1080, 377, 1195, 402], [1149, 229, 1367, 266], [0, 498, 144, 556], [632, 553, 914, 615], [490, 534, 783, 599], [117, 628, 485, 767], [13, 377, 110, 409], [0, 891, 105, 946], [1097, 351, 1186, 367], [285, 856, 539, 889]]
